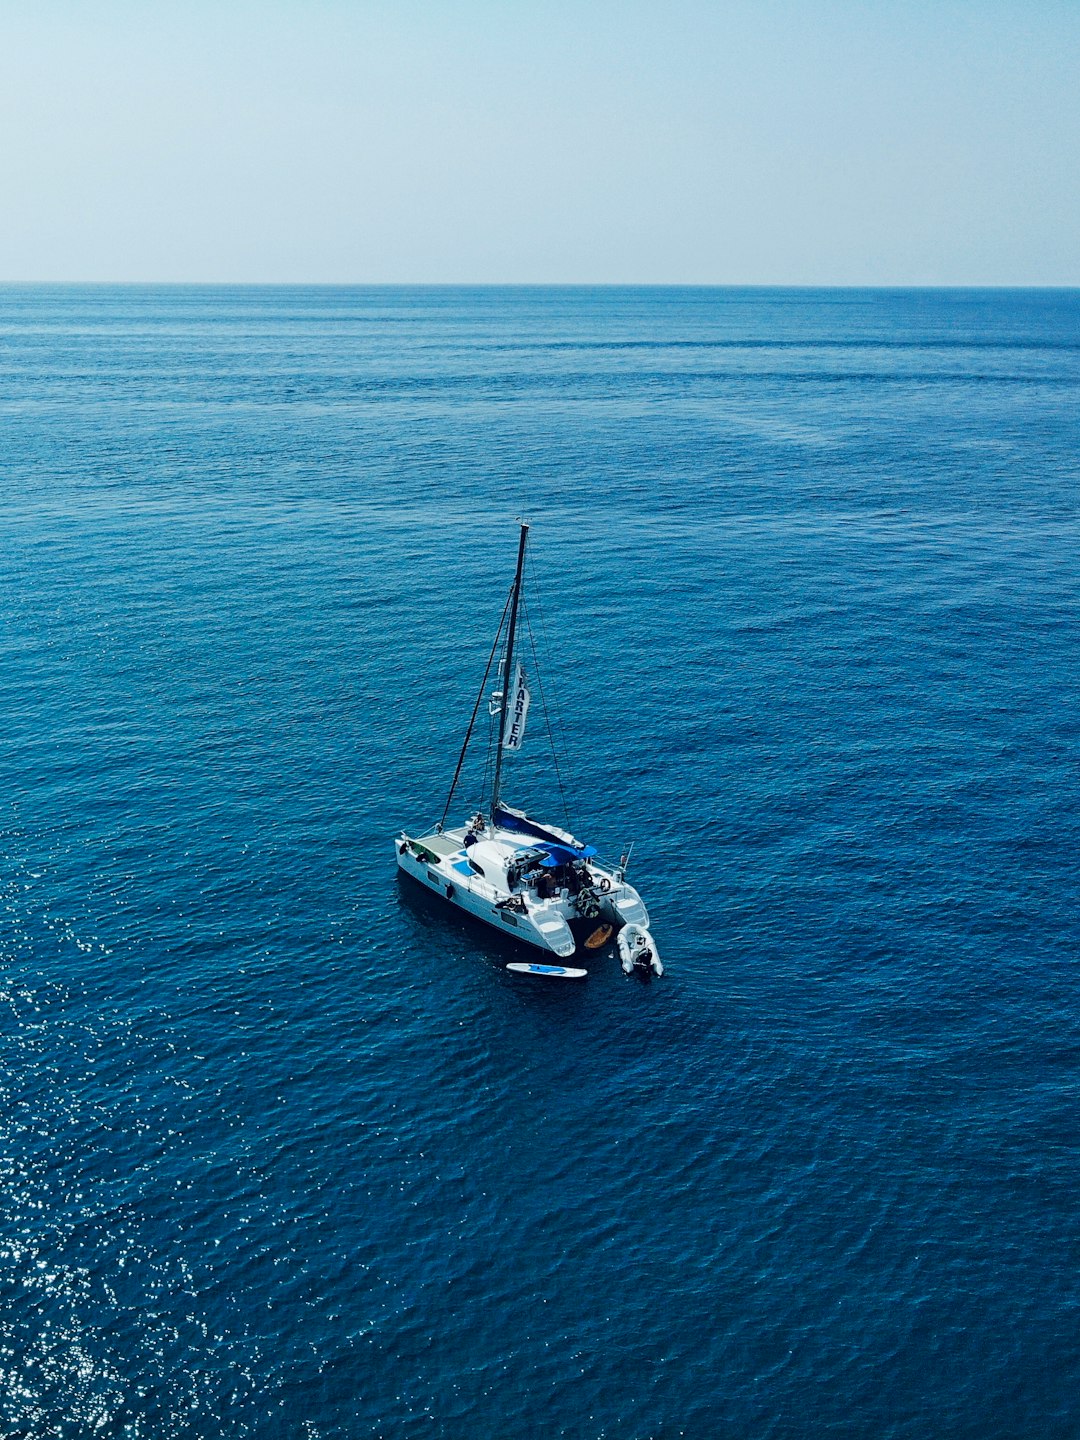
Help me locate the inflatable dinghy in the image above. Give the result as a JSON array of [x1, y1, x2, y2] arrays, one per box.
[[618, 923, 662, 977]]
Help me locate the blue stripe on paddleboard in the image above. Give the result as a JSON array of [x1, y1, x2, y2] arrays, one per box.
[[505, 963, 587, 977]]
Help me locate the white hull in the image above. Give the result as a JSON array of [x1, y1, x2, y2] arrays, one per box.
[[396, 822, 649, 959]]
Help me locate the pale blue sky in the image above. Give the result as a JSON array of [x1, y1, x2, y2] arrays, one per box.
[[1, 1, 1077, 283]]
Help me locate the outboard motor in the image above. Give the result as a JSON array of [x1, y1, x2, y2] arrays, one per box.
[[619, 923, 663, 979]]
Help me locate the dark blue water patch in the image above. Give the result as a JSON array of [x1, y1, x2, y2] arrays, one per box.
[[2, 286, 1079, 1438]]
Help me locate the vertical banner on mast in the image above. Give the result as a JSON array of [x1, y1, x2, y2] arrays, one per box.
[[502, 665, 531, 752]]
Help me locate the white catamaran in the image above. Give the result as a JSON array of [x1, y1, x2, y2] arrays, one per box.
[[395, 522, 655, 969]]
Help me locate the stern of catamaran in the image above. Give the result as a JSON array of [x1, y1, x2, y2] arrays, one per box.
[[607, 882, 649, 929]]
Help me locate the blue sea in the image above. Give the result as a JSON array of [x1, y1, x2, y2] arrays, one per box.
[[2, 286, 1079, 1439]]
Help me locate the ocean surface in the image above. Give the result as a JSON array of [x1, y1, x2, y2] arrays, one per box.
[[2, 285, 1079, 1439]]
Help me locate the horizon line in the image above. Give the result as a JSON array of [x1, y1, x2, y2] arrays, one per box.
[[1, 280, 1079, 291]]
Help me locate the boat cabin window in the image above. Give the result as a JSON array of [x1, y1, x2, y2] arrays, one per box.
[[468, 859, 486, 877]]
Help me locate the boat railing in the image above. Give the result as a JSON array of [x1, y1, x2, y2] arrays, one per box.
[[592, 853, 627, 881]]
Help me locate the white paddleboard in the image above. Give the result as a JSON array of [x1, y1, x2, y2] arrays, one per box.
[[506, 962, 587, 980]]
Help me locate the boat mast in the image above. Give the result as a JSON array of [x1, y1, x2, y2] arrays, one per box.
[[490, 521, 530, 818]]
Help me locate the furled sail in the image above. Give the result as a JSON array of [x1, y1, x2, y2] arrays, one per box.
[[502, 664, 531, 752]]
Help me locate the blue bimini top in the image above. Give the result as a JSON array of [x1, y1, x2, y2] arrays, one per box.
[[537, 842, 598, 868]]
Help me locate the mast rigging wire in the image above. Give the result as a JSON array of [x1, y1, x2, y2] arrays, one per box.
[[479, 706, 496, 809], [520, 593, 574, 833], [438, 583, 514, 831], [521, 552, 578, 820], [524, 550, 575, 768]]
